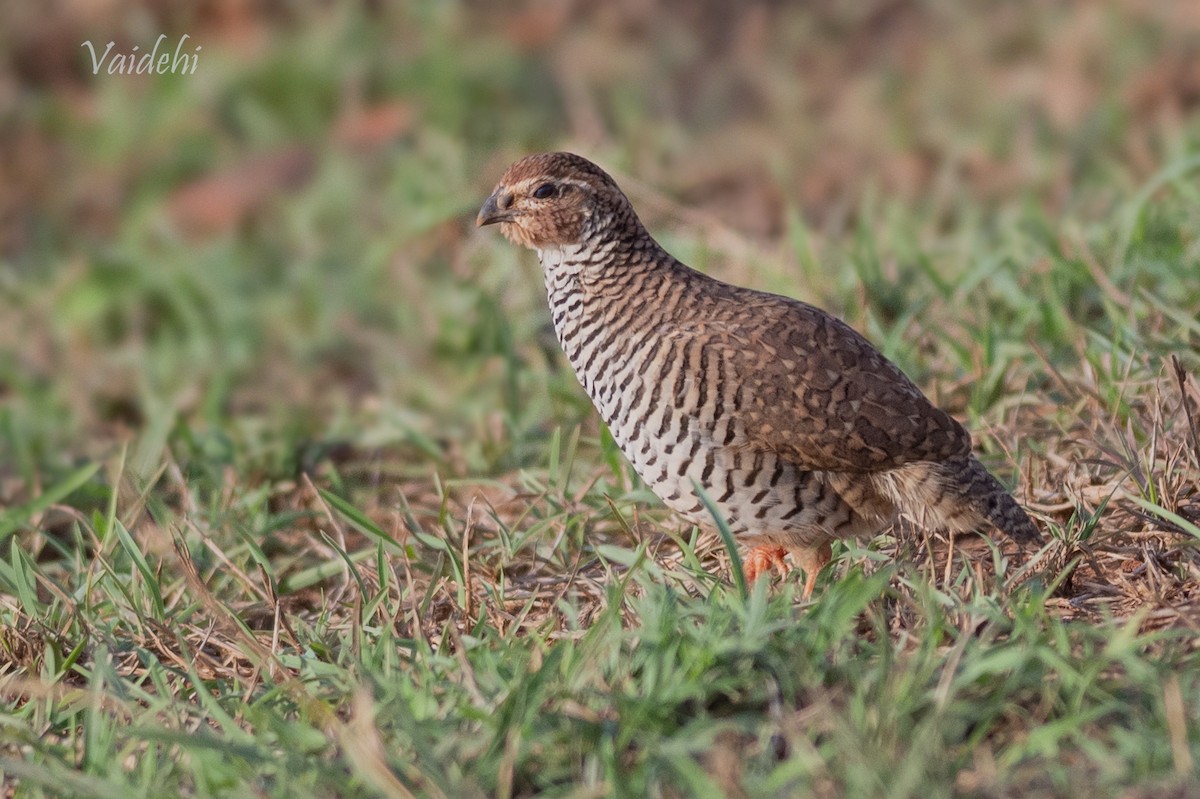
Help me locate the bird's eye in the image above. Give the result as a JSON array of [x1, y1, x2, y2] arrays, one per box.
[[532, 183, 557, 200]]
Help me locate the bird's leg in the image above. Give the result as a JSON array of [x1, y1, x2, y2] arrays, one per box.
[[793, 541, 834, 600], [743, 545, 788, 584]]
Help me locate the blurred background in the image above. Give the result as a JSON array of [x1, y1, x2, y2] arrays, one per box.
[[2, 0, 1199, 500]]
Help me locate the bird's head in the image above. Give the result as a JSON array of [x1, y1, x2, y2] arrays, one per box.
[[476, 152, 634, 252]]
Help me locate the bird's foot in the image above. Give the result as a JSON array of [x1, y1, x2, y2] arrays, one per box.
[[743, 546, 788, 585], [794, 542, 834, 600]]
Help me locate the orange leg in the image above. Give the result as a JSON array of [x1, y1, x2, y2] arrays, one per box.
[[793, 542, 833, 600], [743, 546, 788, 584], [742, 542, 834, 598]]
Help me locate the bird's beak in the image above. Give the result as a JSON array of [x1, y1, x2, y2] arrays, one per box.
[[476, 191, 515, 227]]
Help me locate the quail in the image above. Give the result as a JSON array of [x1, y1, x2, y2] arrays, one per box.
[[477, 152, 1040, 598]]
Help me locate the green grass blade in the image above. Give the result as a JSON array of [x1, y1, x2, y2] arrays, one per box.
[[0, 461, 101, 541], [691, 479, 745, 597]]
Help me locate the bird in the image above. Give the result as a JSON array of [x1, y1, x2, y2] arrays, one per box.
[[477, 152, 1040, 598]]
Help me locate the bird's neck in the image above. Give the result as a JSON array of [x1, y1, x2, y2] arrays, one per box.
[[535, 243, 591, 280], [535, 234, 675, 364], [537, 244, 598, 329]]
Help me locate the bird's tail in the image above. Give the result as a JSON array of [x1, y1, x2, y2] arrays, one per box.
[[958, 457, 1041, 545], [880, 457, 1041, 545]]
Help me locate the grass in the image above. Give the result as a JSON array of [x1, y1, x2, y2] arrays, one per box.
[[3, 2, 1200, 797]]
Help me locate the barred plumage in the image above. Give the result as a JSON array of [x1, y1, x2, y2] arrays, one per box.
[[478, 152, 1040, 597]]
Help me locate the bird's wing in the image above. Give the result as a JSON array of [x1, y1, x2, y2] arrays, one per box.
[[710, 293, 972, 472]]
